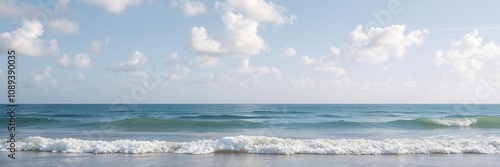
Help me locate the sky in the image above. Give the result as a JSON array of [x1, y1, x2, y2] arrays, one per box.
[[1, 0, 500, 104]]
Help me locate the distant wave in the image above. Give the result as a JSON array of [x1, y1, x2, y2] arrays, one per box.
[[391, 116, 500, 128], [1, 136, 499, 154], [0, 118, 63, 125], [176, 114, 270, 120], [251, 110, 308, 114], [8, 116, 500, 131], [101, 118, 268, 131]]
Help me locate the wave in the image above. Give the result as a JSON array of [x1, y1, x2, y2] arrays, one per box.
[[176, 114, 270, 120], [1, 136, 499, 155], [0, 118, 63, 125], [391, 116, 500, 128], [97, 118, 268, 131], [424, 117, 478, 126], [7, 115, 500, 131], [251, 110, 308, 114], [284, 116, 500, 129]]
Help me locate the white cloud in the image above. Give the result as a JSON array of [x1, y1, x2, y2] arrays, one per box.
[[301, 55, 346, 76], [171, 0, 207, 17], [190, 27, 227, 53], [127, 70, 149, 78], [435, 30, 500, 82], [58, 53, 91, 68], [165, 52, 188, 66], [0, 0, 28, 19], [323, 78, 352, 88], [49, 39, 60, 52], [0, 1, 45, 19], [301, 55, 317, 65], [91, 37, 110, 53], [81, 0, 147, 14], [348, 25, 429, 64], [357, 78, 398, 89], [356, 77, 417, 89], [176, 65, 190, 75], [48, 19, 80, 34], [330, 47, 342, 57], [230, 57, 282, 82], [290, 77, 315, 88], [313, 66, 346, 75], [290, 77, 352, 89], [190, 72, 218, 88], [113, 51, 148, 71], [215, 0, 295, 24], [189, 0, 295, 56], [169, 73, 181, 81], [30, 66, 58, 88], [190, 56, 223, 68], [0, 20, 59, 56], [220, 12, 266, 55], [32, 67, 52, 83], [0, 0, 69, 20], [283, 47, 296, 57], [77, 73, 86, 81]]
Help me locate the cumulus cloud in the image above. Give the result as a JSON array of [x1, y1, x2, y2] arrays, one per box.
[[346, 24, 428, 64], [0, 20, 59, 56], [290, 77, 352, 89], [112, 51, 148, 71], [356, 77, 417, 89], [0, 0, 31, 19], [283, 47, 296, 57], [171, 0, 207, 16], [190, 27, 227, 53], [165, 52, 189, 66], [58, 53, 91, 68], [301, 55, 317, 65], [229, 57, 282, 82], [189, 0, 296, 56], [81, 0, 148, 14], [189, 56, 223, 68], [49, 39, 60, 53], [0, 0, 70, 20], [301, 54, 345, 76], [215, 0, 295, 24], [434, 30, 500, 82], [313, 66, 345, 75], [48, 19, 80, 34], [189, 72, 218, 88], [290, 77, 315, 88], [91, 37, 110, 53], [30, 66, 58, 88]]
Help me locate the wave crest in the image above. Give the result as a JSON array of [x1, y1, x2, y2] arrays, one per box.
[[1, 136, 500, 155], [424, 118, 478, 126]]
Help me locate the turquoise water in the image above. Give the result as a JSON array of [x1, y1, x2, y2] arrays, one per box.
[[1, 104, 500, 156]]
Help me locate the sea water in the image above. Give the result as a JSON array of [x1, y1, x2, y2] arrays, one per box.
[[1, 104, 499, 166]]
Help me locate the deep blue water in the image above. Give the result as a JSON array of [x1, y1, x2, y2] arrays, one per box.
[[2, 104, 500, 139]]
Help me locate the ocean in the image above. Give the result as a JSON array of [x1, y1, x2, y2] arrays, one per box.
[[1, 104, 500, 166]]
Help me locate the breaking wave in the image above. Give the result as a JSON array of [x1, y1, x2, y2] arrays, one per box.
[[1, 136, 500, 155]]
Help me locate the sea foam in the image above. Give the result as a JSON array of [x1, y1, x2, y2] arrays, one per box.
[[1, 136, 500, 155], [426, 117, 478, 126]]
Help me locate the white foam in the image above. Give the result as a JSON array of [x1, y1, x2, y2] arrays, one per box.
[[427, 118, 478, 126], [1, 136, 500, 155]]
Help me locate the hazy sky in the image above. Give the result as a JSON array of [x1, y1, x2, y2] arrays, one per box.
[[1, 0, 500, 103]]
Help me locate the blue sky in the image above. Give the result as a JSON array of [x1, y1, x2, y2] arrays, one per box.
[[1, 0, 500, 103]]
